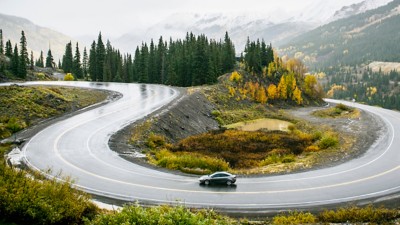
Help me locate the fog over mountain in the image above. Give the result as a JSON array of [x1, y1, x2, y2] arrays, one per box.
[[0, 13, 77, 61], [111, 0, 393, 54], [0, 0, 393, 59]]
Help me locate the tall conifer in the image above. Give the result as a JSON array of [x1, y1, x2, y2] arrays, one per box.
[[62, 42, 73, 73], [96, 33, 105, 81], [73, 42, 82, 79], [46, 49, 54, 68], [18, 31, 28, 78]]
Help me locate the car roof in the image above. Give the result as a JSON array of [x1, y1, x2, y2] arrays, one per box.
[[211, 171, 233, 176]]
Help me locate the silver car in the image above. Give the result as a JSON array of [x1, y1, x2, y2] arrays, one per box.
[[199, 171, 237, 185]]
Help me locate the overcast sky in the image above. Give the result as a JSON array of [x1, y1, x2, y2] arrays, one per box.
[[1, 0, 365, 38]]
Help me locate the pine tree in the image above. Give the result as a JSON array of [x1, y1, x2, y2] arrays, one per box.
[[0, 29, 3, 55], [222, 31, 235, 73], [5, 40, 12, 58], [30, 51, 34, 70], [139, 43, 149, 83], [36, 51, 44, 67], [0, 29, 4, 71], [62, 41, 73, 73], [88, 41, 97, 81], [73, 42, 82, 79], [96, 33, 105, 81], [45, 49, 53, 68], [132, 46, 141, 82], [82, 47, 88, 80], [12, 44, 19, 76], [18, 31, 28, 78], [148, 39, 157, 83]]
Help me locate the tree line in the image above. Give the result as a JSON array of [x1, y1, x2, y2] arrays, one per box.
[[0, 29, 54, 79], [60, 32, 235, 87], [326, 66, 400, 110]]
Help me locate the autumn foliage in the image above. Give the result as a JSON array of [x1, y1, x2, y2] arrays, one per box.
[[226, 44, 322, 105]]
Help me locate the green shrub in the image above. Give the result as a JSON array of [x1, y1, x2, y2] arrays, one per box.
[[146, 133, 166, 149], [260, 153, 296, 166], [0, 144, 98, 224], [154, 149, 230, 174], [211, 110, 221, 117], [318, 135, 339, 149], [86, 204, 232, 225], [319, 205, 400, 223], [335, 103, 351, 112], [281, 154, 296, 163], [272, 211, 317, 225], [36, 72, 46, 80]]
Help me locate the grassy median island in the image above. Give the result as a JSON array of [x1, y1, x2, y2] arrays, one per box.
[[130, 70, 358, 175], [0, 85, 108, 139], [147, 117, 339, 175], [312, 103, 360, 119]]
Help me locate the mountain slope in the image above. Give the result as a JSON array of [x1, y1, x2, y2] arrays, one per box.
[[279, 0, 400, 68], [113, 0, 392, 54], [114, 12, 316, 54], [0, 13, 76, 61], [329, 0, 394, 22]]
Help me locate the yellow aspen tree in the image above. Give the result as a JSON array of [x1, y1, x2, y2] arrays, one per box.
[[292, 87, 303, 105], [277, 76, 287, 100], [229, 71, 242, 83], [267, 84, 277, 100], [267, 62, 276, 78], [64, 73, 74, 81], [255, 86, 267, 104], [304, 75, 317, 96], [228, 86, 236, 97], [246, 82, 258, 99]]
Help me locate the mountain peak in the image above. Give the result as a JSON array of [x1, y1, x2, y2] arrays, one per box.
[[330, 0, 394, 22]]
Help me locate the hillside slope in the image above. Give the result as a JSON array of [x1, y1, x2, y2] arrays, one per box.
[[0, 13, 76, 61], [279, 0, 400, 68]]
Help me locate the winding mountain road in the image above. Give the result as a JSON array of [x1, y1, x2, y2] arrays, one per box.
[[15, 81, 400, 213]]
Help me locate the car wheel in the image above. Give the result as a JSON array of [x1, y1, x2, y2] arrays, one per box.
[[205, 180, 210, 185], [226, 180, 232, 186]]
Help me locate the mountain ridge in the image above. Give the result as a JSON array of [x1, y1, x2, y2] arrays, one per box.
[[0, 13, 77, 61], [278, 0, 400, 68]]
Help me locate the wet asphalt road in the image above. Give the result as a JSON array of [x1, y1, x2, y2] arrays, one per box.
[[13, 81, 400, 213]]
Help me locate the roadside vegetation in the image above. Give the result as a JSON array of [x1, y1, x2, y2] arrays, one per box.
[[1, 153, 399, 225], [0, 85, 107, 139], [312, 103, 360, 119]]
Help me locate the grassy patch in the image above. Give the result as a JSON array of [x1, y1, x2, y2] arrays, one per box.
[[0, 85, 107, 139], [150, 149, 229, 175], [272, 211, 317, 225], [86, 204, 233, 225], [172, 130, 311, 169], [318, 205, 400, 223], [270, 205, 400, 224], [312, 103, 360, 118]]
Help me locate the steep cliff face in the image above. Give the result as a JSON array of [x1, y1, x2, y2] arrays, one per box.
[[149, 90, 219, 143]]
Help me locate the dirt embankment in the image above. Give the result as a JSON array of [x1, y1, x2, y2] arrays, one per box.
[[109, 88, 220, 159]]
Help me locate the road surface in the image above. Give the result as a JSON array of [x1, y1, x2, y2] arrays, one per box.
[[15, 81, 400, 213]]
